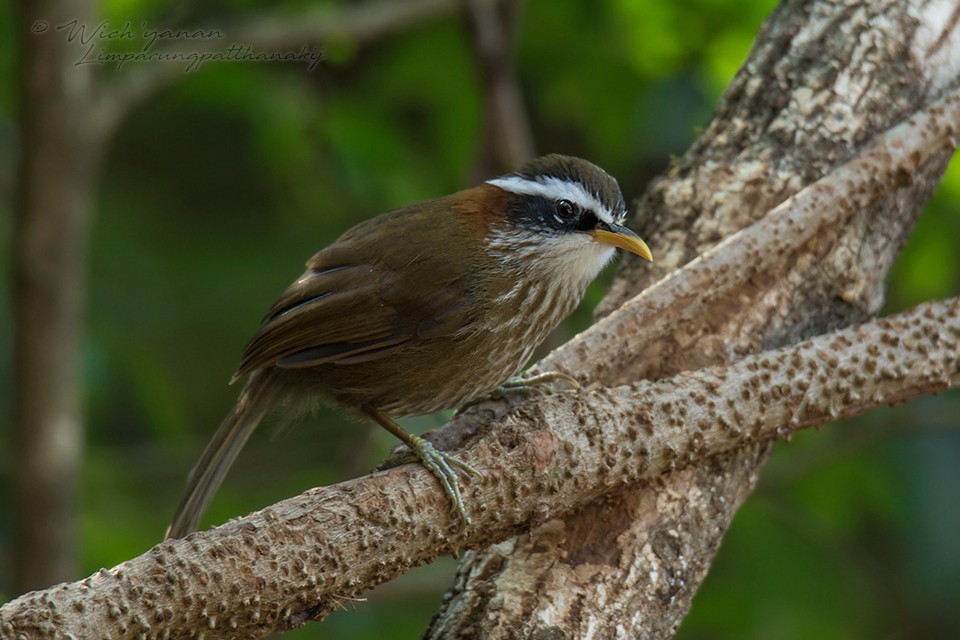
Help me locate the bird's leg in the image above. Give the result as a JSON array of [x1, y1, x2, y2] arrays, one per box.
[[454, 370, 581, 417], [362, 405, 479, 525]]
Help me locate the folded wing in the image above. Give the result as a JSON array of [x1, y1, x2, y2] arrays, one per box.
[[235, 227, 474, 378]]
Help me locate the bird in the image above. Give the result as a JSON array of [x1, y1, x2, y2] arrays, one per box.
[[165, 154, 652, 539]]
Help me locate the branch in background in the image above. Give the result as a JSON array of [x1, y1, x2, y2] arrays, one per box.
[[466, 0, 534, 178], [94, 0, 465, 136]]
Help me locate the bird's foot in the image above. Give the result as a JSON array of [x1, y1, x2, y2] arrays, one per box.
[[407, 435, 480, 525], [454, 370, 580, 417]]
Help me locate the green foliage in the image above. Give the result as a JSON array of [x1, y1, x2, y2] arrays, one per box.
[[887, 159, 960, 311], [0, 2, 16, 115], [2, 0, 958, 637], [681, 400, 960, 639]]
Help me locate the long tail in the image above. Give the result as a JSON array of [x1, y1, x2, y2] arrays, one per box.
[[165, 371, 284, 540]]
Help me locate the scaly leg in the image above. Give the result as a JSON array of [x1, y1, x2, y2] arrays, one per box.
[[362, 405, 479, 524]]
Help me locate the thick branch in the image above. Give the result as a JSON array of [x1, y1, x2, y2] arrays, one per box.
[[2, 290, 958, 638]]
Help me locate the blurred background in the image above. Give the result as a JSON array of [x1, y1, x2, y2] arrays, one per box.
[[1, 0, 959, 638]]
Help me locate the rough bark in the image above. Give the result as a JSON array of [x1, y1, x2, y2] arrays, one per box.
[[1, 79, 959, 640], [425, 1, 960, 637], [1, 296, 958, 638]]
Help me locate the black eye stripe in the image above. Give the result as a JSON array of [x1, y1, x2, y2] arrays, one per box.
[[506, 194, 608, 234]]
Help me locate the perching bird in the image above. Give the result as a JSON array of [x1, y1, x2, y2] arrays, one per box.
[[165, 154, 652, 539]]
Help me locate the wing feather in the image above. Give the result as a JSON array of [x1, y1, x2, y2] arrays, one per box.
[[234, 197, 483, 378]]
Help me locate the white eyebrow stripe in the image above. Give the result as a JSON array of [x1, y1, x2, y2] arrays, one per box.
[[486, 175, 616, 225]]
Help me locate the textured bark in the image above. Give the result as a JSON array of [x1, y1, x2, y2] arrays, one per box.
[[12, 0, 104, 592], [1, 297, 958, 638], [425, 1, 960, 637]]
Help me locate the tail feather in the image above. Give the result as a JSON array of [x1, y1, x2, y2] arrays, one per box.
[[165, 371, 283, 540]]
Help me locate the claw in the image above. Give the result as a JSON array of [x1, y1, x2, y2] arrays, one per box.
[[362, 404, 479, 525], [409, 435, 478, 524], [455, 370, 581, 417]]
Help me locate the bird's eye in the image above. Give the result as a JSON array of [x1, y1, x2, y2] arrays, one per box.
[[553, 199, 578, 223]]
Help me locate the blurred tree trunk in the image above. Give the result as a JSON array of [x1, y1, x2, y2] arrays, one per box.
[[11, 0, 105, 591], [425, 1, 960, 637], [8, 0, 461, 596]]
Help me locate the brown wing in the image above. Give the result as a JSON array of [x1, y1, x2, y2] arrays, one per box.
[[234, 198, 479, 378]]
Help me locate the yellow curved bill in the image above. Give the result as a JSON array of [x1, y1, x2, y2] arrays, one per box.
[[592, 227, 653, 262]]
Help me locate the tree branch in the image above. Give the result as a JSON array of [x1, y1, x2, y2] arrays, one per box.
[[2, 296, 958, 637], [466, 0, 535, 177]]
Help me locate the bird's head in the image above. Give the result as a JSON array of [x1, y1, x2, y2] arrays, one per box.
[[481, 155, 652, 285]]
